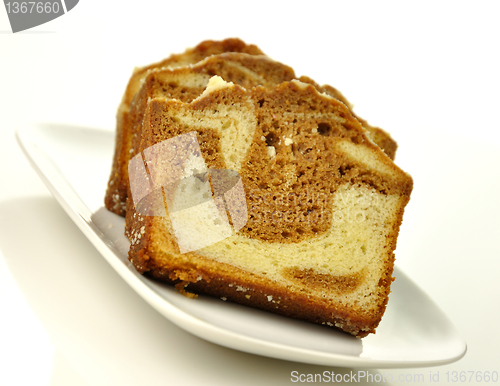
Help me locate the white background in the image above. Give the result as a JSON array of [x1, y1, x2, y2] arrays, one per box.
[[1, 1, 499, 385]]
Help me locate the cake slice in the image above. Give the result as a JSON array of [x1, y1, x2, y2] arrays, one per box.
[[125, 77, 412, 337], [107, 49, 398, 216]]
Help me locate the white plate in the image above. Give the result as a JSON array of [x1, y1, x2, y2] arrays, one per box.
[[16, 123, 466, 368]]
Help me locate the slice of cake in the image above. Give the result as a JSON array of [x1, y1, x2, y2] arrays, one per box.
[[106, 48, 398, 217], [125, 77, 413, 337]]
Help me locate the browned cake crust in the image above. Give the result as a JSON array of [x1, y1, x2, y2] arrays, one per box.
[[123, 38, 264, 114], [125, 80, 412, 337], [105, 39, 264, 215], [106, 46, 398, 217]]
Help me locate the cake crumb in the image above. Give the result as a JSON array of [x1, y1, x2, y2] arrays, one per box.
[[267, 146, 276, 158], [175, 282, 198, 299], [197, 75, 234, 100]]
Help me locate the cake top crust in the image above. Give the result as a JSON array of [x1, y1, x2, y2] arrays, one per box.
[[123, 38, 265, 107]]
